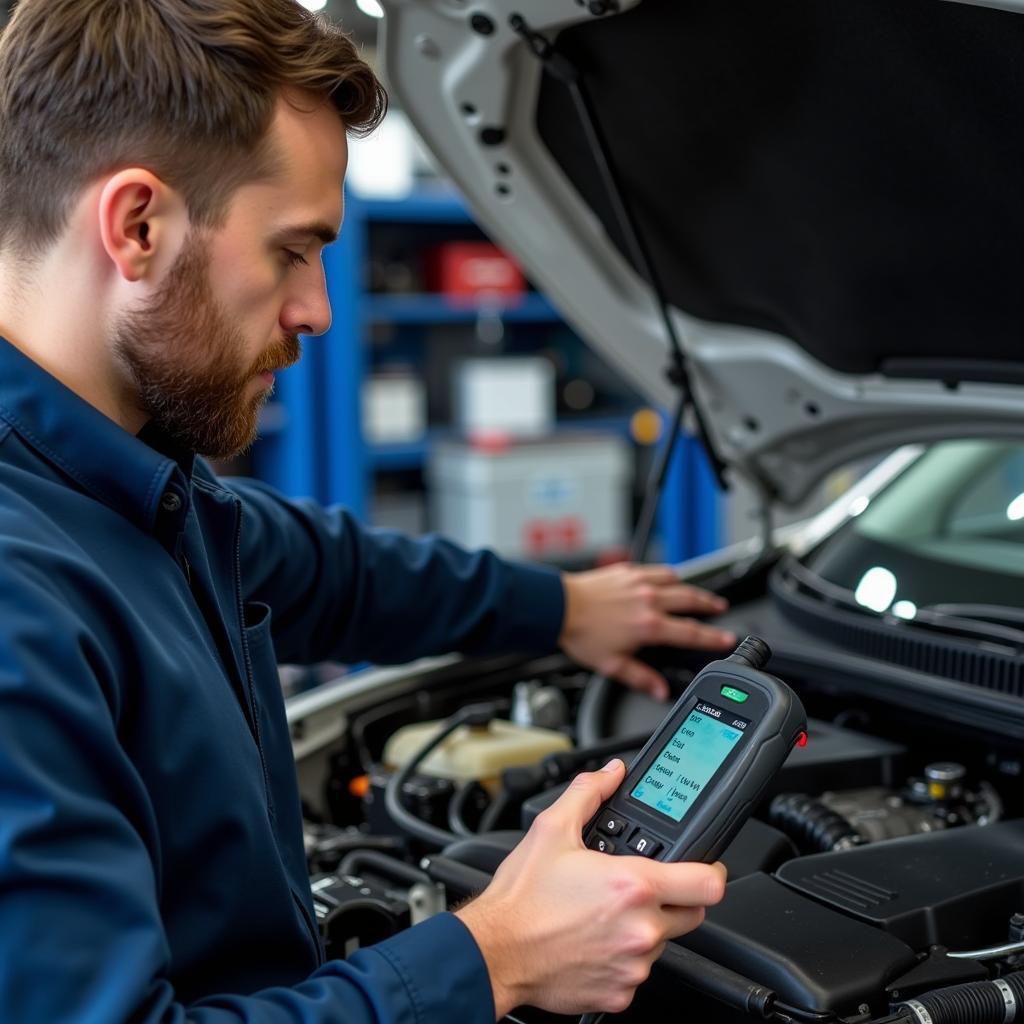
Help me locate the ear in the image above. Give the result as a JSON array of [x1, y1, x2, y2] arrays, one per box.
[[97, 169, 187, 283]]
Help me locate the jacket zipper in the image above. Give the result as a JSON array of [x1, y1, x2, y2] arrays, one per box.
[[232, 500, 273, 819]]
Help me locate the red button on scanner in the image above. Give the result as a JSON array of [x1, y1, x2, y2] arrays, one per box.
[[795, 731, 808, 748]]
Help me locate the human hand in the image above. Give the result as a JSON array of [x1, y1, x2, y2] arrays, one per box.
[[559, 564, 737, 700], [455, 759, 728, 1018]]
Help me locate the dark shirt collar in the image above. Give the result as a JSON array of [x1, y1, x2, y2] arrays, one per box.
[[0, 334, 193, 534]]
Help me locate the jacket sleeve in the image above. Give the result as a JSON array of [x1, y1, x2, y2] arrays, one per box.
[[223, 475, 566, 666], [0, 567, 497, 1024]]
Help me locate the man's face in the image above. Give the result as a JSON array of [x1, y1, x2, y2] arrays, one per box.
[[114, 95, 346, 458]]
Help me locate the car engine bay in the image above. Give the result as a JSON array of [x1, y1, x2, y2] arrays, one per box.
[[292, 573, 1024, 1024], [308, 0, 1024, 1015]]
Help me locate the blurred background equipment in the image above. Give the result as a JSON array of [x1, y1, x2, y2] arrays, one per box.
[[429, 434, 630, 563], [0, 0, 859, 572]]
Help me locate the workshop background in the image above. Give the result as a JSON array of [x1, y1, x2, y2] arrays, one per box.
[[0, 0, 853, 567]]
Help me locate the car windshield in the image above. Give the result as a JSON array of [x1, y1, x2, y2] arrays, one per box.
[[801, 440, 1024, 617]]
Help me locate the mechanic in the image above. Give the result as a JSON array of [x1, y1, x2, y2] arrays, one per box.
[[0, 2, 733, 1021]]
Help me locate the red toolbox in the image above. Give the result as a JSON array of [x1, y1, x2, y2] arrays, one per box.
[[426, 241, 525, 299]]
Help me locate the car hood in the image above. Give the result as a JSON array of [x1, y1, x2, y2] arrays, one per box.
[[379, 0, 1024, 504]]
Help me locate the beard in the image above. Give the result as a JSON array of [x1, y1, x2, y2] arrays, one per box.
[[113, 234, 301, 459]]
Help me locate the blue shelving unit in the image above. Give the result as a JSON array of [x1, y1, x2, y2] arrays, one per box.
[[251, 184, 719, 563], [657, 433, 721, 563], [354, 189, 473, 224], [364, 292, 560, 325]]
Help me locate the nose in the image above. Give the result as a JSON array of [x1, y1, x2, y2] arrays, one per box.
[[281, 266, 333, 338]]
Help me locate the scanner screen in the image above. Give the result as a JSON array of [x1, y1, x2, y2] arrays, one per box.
[[630, 702, 749, 823]]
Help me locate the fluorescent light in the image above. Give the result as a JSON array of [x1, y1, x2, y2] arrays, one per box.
[[356, 0, 384, 16], [892, 600, 918, 620], [854, 566, 898, 614], [298, 0, 329, 10], [1007, 493, 1024, 521]]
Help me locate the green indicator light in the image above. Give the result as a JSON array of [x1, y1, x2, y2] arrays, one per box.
[[721, 685, 749, 704]]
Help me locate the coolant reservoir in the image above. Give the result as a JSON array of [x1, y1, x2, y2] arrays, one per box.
[[384, 718, 572, 793]]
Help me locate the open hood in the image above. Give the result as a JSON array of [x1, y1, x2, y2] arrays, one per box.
[[379, 0, 1024, 504]]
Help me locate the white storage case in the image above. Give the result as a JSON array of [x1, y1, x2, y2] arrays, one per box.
[[453, 357, 555, 440], [428, 433, 630, 561]]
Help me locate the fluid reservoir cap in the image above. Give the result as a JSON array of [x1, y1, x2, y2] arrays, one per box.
[[924, 761, 965, 801], [924, 762, 966, 784]]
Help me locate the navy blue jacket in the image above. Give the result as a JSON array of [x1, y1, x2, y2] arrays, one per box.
[[0, 336, 565, 1023]]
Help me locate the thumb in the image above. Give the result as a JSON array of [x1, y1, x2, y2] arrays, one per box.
[[549, 759, 626, 830]]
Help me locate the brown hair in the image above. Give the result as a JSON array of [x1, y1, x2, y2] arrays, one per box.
[[0, 0, 387, 255]]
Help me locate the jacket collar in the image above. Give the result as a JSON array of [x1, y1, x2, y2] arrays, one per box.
[[0, 334, 193, 534]]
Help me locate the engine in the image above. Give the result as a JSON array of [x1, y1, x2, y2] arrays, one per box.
[[298, 661, 1024, 1024]]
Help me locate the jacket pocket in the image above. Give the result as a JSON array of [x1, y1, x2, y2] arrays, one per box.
[[243, 603, 318, 934]]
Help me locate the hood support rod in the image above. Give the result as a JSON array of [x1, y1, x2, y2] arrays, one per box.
[[509, 14, 730, 559]]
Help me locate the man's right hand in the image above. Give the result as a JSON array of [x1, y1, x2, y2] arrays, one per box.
[[455, 759, 728, 1019]]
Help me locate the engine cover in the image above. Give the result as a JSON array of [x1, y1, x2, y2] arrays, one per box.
[[673, 820, 1024, 1016], [679, 871, 917, 1015], [776, 818, 1024, 950]]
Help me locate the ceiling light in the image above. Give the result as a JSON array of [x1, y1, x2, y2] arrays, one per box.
[[854, 566, 898, 614], [892, 600, 918, 620], [1007, 493, 1024, 521], [298, 0, 329, 10], [356, 0, 385, 17]]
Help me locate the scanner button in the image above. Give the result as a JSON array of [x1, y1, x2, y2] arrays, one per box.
[[627, 832, 662, 858], [597, 813, 627, 837], [588, 835, 617, 855]]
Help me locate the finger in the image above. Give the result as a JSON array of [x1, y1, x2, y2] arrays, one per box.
[[711, 860, 729, 890], [637, 860, 729, 908], [633, 564, 680, 585], [654, 617, 737, 651], [544, 759, 626, 830], [606, 657, 670, 701], [653, 584, 729, 616], [659, 905, 706, 939]]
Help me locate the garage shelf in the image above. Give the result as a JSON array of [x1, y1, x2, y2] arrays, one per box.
[[364, 292, 560, 325], [251, 184, 719, 564], [367, 415, 638, 472]]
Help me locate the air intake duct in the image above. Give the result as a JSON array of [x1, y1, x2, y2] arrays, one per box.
[[895, 971, 1024, 1024]]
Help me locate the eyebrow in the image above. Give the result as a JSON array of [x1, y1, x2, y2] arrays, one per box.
[[273, 222, 339, 247]]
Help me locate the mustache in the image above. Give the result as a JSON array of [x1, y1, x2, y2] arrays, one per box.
[[251, 334, 302, 376]]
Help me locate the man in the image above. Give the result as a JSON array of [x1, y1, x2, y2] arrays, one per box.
[[0, 2, 735, 1021]]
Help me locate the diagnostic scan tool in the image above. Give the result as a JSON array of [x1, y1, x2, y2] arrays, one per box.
[[584, 636, 806, 864]]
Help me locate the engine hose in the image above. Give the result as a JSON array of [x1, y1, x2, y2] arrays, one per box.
[[898, 971, 1024, 1024], [338, 850, 432, 889], [447, 781, 482, 838], [384, 702, 504, 849], [768, 793, 865, 853]]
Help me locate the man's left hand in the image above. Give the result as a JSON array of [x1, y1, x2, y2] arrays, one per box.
[[559, 564, 737, 701]]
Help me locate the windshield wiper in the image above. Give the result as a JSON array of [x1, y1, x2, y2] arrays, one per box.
[[780, 559, 1024, 650], [923, 603, 1024, 631]]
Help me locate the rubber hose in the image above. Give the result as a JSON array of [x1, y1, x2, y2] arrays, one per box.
[[769, 793, 864, 853], [447, 781, 481, 838], [384, 702, 502, 849], [899, 971, 1024, 1024], [338, 850, 432, 889], [418, 854, 492, 898], [577, 672, 614, 748]]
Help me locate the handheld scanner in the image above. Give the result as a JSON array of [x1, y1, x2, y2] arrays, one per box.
[[583, 636, 806, 864]]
